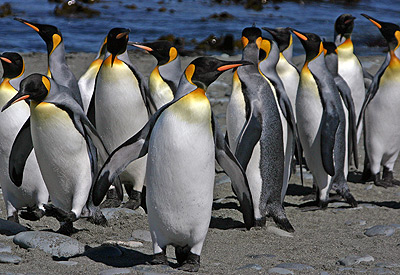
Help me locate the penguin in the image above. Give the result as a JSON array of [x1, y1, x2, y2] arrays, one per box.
[[129, 40, 182, 113], [226, 27, 294, 231], [258, 37, 298, 204], [14, 18, 83, 108], [358, 14, 400, 187], [2, 74, 110, 234], [0, 53, 48, 223], [78, 36, 107, 113], [322, 41, 358, 175], [263, 27, 299, 121], [291, 29, 357, 208], [88, 28, 152, 209], [92, 57, 254, 272], [334, 14, 372, 143]]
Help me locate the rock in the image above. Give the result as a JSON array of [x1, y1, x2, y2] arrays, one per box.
[[237, 264, 263, 271], [376, 262, 400, 268], [101, 208, 143, 221], [0, 243, 12, 253], [330, 202, 349, 208], [54, 0, 100, 18], [84, 245, 122, 258], [365, 225, 396, 237], [103, 240, 143, 248], [0, 2, 12, 17], [208, 12, 235, 21], [0, 219, 29, 236], [360, 203, 377, 209], [266, 226, 294, 238], [275, 263, 315, 271], [56, 260, 78, 266], [98, 268, 132, 275], [268, 267, 294, 274], [125, 4, 137, 9], [365, 184, 374, 190], [13, 231, 85, 258], [0, 253, 21, 264], [389, 224, 400, 229], [131, 229, 152, 242], [337, 255, 374, 266]]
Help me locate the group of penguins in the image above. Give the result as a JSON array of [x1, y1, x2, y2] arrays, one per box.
[[0, 12, 399, 272]]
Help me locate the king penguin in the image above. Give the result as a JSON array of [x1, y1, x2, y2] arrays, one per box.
[[334, 14, 372, 143], [291, 29, 357, 208], [129, 40, 182, 113], [88, 28, 152, 209], [226, 27, 294, 231], [78, 36, 107, 113], [263, 27, 299, 121], [0, 53, 48, 223], [358, 14, 400, 187], [15, 18, 83, 108], [258, 37, 299, 204], [92, 57, 254, 272], [2, 74, 109, 234]]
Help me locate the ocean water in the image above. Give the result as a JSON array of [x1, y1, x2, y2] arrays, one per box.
[[0, 0, 399, 56]]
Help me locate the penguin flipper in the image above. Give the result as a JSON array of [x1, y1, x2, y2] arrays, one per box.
[[87, 83, 96, 126], [320, 106, 340, 176], [9, 118, 33, 187], [334, 75, 358, 168], [212, 114, 254, 230]]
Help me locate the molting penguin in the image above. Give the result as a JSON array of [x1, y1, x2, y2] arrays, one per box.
[[92, 57, 254, 272], [292, 29, 357, 208], [258, 38, 299, 204], [263, 27, 300, 122], [14, 18, 83, 108], [358, 14, 400, 187], [334, 14, 372, 143], [0, 53, 48, 223], [129, 40, 181, 113], [88, 28, 152, 209], [226, 27, 294, 231], [2, 74, 109, 234], [78, 36, 107, 113]]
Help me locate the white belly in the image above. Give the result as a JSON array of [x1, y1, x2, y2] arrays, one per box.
[[276, 58, 299, 121], [31, 102, 91, 216]]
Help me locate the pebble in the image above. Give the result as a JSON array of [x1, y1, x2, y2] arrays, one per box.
[[389, 224, 400, 230], [275, 263, 315, 271], [337, 255, 374, 266], [0, 242, 12, 253], [215, 174, 230, 186], [56, 260, 78, 266], [101, 208, 144, 221], [376, 262, 400, 268], [365, 184, 374, 190], [360, 203, 377, 209], [0, 219, 29, 236], [0, 253, 22, 264], [268, 267, 294, 274], [84, 245, 122, 258], [98, 268, 132, 275], [266, 226, 294, 238], [131, 229, 152, 242], [13, 231, 85, 258], [365, 225, 396, 237], [237, 264, 263, 271], [103, 240, 143, 248]]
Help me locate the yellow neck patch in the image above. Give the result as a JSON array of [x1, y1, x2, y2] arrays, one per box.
[[185, 64, 195, 84], [395, 31, 400, 51], [103, 55, 123, 67]]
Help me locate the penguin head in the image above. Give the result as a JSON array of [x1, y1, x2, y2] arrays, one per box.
[[362, 14, 400, 51], [322, 41, 338, 56], [0, 52, 24, 79], [291, 29, 323, 61], [241, 27, 262, 49], [184, 57, 251, 90], [262, 27, 291, 52], [128, 40, 177, 66], [106, 28, 130, 65], [15, 18, 62, 55], [335, 14, 356, 39], [259, 38, 272, 62], [2, 74, 50, 111]]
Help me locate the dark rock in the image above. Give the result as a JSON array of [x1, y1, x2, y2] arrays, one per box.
[[337, 255, 374, 266], [365, 225, 396, 237], [125, 4, 137, 9], [0, 2, 12, 17], [195, 34, 237, 53], [13, 231, 85, 258], [0, 253, 21, 264], [158, 7, 167, 12], [81, 0, 100, 3], [209, 12, 235, 21], [0, 219, 29, 236], [54, 0, 100, 18]]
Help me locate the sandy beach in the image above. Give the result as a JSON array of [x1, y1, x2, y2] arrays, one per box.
[[0, 51, 399, 275]]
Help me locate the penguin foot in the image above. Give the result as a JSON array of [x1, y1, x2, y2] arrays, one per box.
[[123, 190, 142, 210], [361, 168, 373, 183], [373, 173, 393, 188], [57, 221, 77, 236], [44, 204, 77, 223], [100, 188, 122, 208], [7, 212, 19, 224], [342, 192, 358, 207], [175, 245, 191, 265], [177, 252, 200, 272], [272, 215, 295, 232], [20, 208, 45, 221], [382, 168, 400, 186], [87, 209, 108, 227], [254, 217, 266, 227], [150, 251, 168, 265]]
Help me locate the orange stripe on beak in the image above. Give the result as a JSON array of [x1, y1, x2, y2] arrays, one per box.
[[0, 57, 12, 63], [131, 44, 153, 52], [12, 95, 30, 104], [23, 22, 40, 32], [292, 30, 308, 41], [116, 32, 129, 39], [217, 64, 242, 72], [368, 19, 382, 29]]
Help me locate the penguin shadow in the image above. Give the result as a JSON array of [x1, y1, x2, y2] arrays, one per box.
[[210, 196, 247, 230], [347, 169, 365, 183]]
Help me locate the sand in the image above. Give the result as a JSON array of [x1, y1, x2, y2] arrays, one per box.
[[0, 51, 399, 274]]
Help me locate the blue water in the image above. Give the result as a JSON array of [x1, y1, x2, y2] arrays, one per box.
[[0, 0, 399, 56]]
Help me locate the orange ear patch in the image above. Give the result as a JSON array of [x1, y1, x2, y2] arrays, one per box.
[[42, 76, 51, 92], [185, 64, 195, 84]]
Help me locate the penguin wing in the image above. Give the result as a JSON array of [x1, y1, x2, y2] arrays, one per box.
[[334, 75, 358, 168], [9, 118, 33, 187], [234, 102, 262, 171], [213, 114, 254, 230], [86, 73, 97, 126]]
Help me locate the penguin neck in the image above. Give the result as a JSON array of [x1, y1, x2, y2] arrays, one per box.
[[324, 53, 339, 76], [159, 55, 182, 93], [175, 74, 198, 99], [48, 43, 78, 90], [0, 78, 14, 92], [282, 42, 293, 61], [389, 49, 400, 69], [111, 51, 132, 66], [306, 52, 326, 76], [242, 43, 259, 65], [336, 37, 354, 58]]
